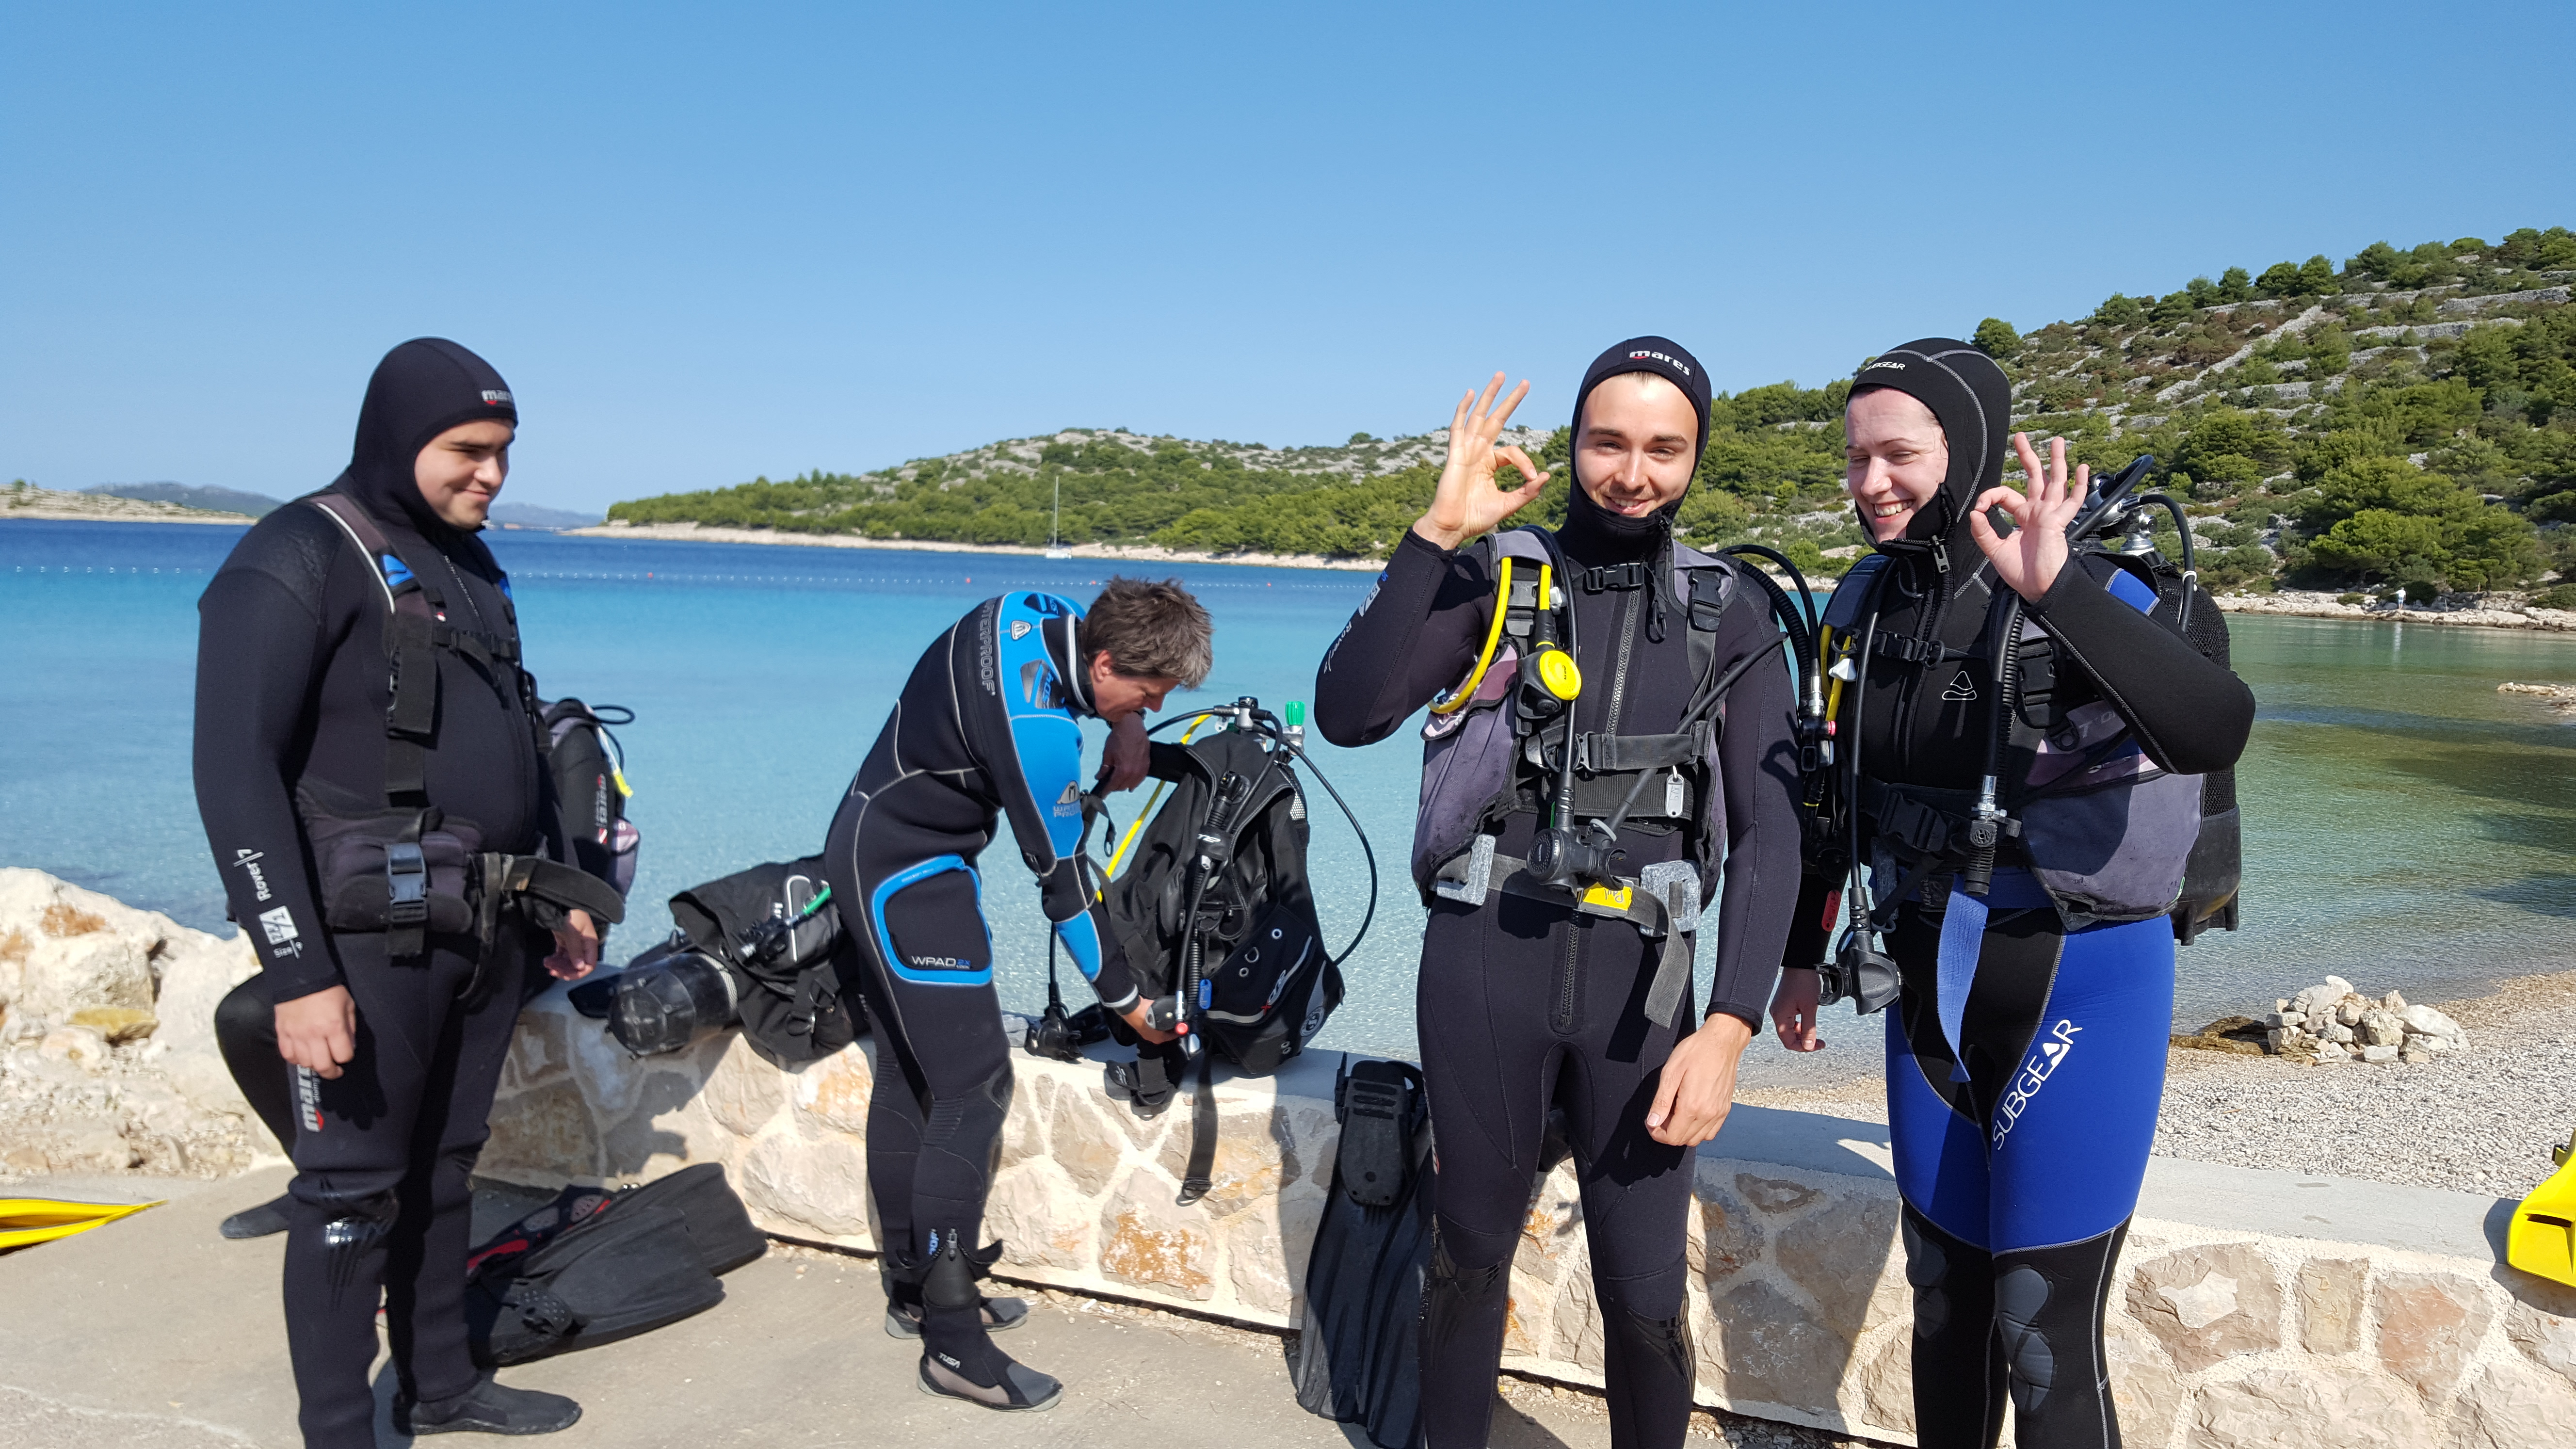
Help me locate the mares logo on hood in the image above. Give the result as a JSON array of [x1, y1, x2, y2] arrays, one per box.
[[1626, 349, 1693, 376], [481, 389, 512, 406]]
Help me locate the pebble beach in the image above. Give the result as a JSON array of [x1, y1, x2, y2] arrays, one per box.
[[1741, 968, 2576, 1203]]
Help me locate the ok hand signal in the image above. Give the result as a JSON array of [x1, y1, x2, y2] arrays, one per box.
[[1412, 373, 1551, 551]]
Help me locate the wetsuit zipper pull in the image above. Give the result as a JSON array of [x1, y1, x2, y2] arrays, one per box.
[[1931, 538, 1950, 577]]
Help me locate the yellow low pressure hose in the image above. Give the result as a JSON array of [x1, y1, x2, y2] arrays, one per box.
[[1102, 711, 1216, 884], [1429, 557, 1514, 716]]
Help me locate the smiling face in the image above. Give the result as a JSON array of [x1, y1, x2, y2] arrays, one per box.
[[414, 419, 514, 529], [1844, 386, 1949, 542], [1575, 372, 1699, 518]]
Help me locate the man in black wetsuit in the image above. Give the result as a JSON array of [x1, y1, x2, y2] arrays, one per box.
[[826, 577, 1210, 1412], [1315, 342, 1802, 1449], [194, 339, 606, 1447]]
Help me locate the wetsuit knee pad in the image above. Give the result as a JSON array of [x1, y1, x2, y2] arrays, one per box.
[[1901, 1203, 1990, 1345], [1602, 1300, 1694, 1385], [1422, 1227, 1512, 1335], [920, 1061, 1014, 1156], [1991, 1222, 2127, 1422]]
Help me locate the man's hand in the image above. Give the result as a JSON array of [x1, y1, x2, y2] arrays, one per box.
[[1769, 967, 1827, 1053], [1968, 433, 2087, 603], [1100, 712, 1151, 793], [276, 985, 357, 1079], [1645, 1012, 1753, 1147], [1411, 373, 1552, 551], [1119, 998, 1178, 1046], [547, 908, 600, 981]]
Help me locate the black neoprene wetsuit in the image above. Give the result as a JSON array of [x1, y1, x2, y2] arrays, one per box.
[[193, 338, 561, 1449], [1316, 507, 1802, 1449], [1830, 341, 2255, 1449], [820, 590, 1147, 1402]]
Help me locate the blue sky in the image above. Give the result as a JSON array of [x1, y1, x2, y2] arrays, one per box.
[[4, 2, 2570, 513]]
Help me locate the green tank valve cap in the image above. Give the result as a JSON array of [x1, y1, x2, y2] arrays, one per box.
[[1286, 700, 1306, 725]]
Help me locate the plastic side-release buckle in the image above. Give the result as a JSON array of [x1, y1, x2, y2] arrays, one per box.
[[385, 842, 429, 926]]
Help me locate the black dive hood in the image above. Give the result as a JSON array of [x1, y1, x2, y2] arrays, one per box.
[[339, 338, 519, 540], [1047, 612, 1098, 717], [1848, 338, 2012, 560], [1563, 335, 1714, 554]]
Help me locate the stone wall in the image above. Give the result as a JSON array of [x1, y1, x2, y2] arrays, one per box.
[[14, 869, 2564, 1443], [479, 988, 2576, 1448]]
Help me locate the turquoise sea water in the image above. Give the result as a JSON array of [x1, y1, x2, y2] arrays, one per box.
[[6, 519, 2573, 1076]]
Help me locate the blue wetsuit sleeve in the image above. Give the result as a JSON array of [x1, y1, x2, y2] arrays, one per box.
[[1040, 864, 1139, 1011], [193, 569, 345, 1000]]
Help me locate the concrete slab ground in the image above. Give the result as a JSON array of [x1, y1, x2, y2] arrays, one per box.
[[0, 1167, 1659, 1449]]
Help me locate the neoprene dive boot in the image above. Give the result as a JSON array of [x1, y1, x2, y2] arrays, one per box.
[[393, 1372, 581, 1436], [881, 1242, 1030, 1338], [219, 1192, 292, 1240], [915, 1231, 1061, 1411]]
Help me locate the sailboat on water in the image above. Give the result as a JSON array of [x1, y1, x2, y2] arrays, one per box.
[[1044, 474, 1072, 560]]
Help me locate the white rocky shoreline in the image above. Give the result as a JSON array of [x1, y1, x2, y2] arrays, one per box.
[[566, 519, 1385, 572], [2, 482, 255, 526], [2213, 588, 2576, 632]]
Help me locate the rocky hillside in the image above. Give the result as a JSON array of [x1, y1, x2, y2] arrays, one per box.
[[610, 226, 2576, 597]]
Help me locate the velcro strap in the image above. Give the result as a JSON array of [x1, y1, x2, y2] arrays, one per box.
[[1573, 721, 1711, 773], [384, 613, 440, 738], [489, 854, 629, 925], [383, 738, 428, 803]]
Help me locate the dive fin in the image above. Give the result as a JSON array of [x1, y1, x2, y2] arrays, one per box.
[[1292, 1057, 1434, 1449], [2508, 1129, 2576, 1288], [0, 1196, 161, 1252]]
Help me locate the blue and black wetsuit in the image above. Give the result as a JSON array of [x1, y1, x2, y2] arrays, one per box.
[[1835, 341, 2254, 1449], [821, 589, 1142, 1396]]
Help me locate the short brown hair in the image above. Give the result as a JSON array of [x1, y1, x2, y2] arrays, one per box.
[[1081, 577, 1212, 687]]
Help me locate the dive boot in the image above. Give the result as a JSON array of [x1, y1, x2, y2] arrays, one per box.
[[915, 1232, 1061, 1411], [882, 1241, 1029, 1337], [887, 1294, 1030, 1338], [393, 1372, 581, 1436], [218, 1193, 292, 1240], [1104, 1058, 1176, 1119]]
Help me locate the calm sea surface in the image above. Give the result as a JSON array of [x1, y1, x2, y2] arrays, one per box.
[[6, 519, 2572, 1079]]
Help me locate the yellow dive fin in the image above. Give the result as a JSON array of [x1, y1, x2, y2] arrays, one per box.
[[0, 1195, 161, 1252], [2507, 1131, 2576, 1288]]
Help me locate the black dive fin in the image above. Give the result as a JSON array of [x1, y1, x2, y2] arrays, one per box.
[[1292, 1056, 1434, 1449]]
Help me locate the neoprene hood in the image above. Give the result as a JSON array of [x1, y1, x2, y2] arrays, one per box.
[[1847, 338, 2012, 553], [1564, 335, 1713, 545], [343, 338, 519, 537]]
